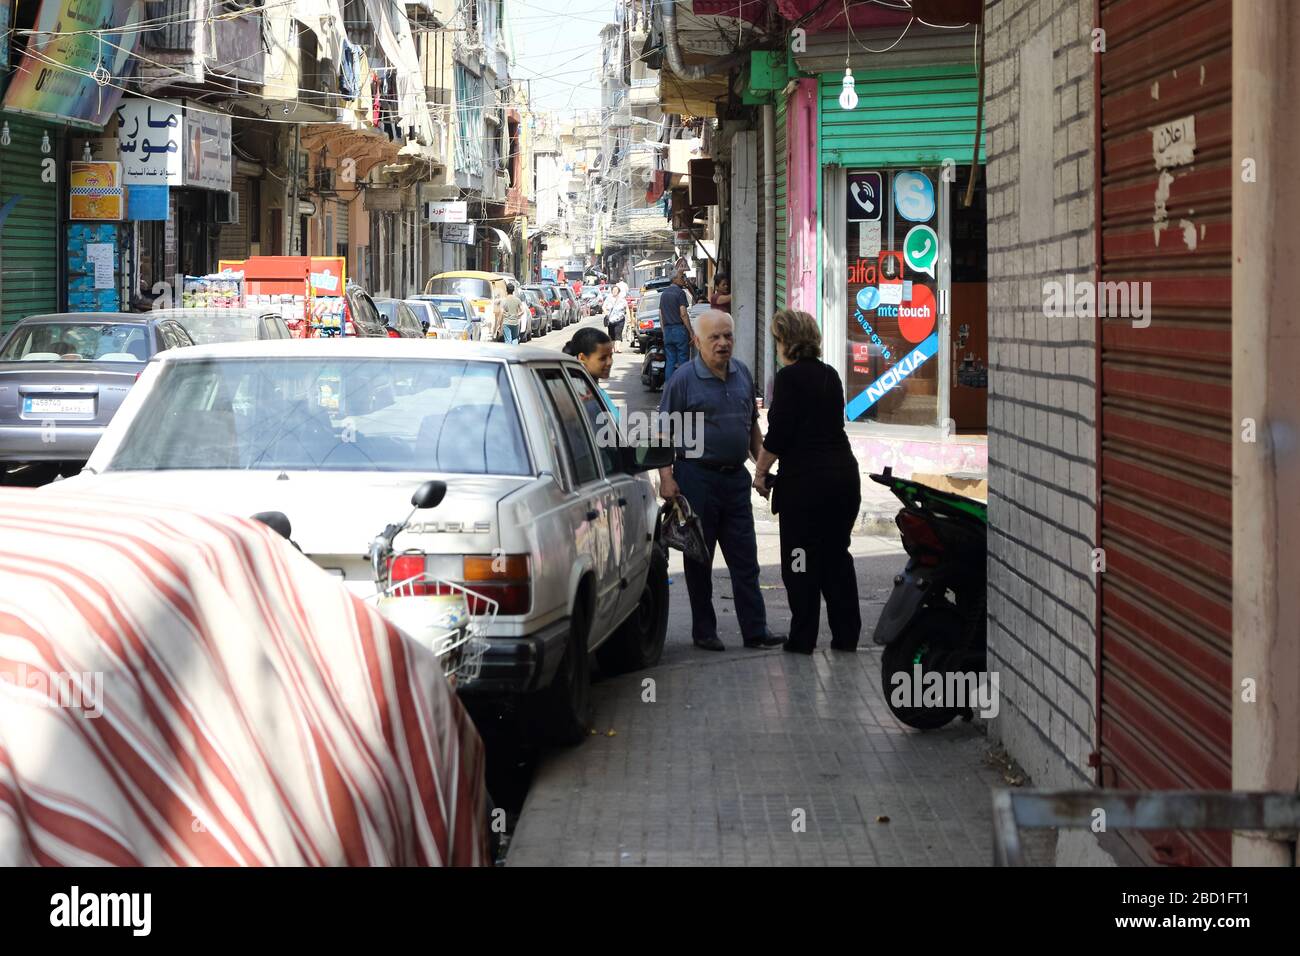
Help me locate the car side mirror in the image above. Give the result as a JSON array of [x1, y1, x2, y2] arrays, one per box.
[[252, 511, 293, 540], [411, 479, 447, 509], [623, 443, 675, 473]]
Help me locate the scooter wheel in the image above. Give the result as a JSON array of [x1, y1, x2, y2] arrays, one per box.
[[880, 607, 965, 730]]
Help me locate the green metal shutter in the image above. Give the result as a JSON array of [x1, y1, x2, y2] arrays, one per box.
[[0, 115, 60, 332], [774, 94, 788, 312], [818, 63, 986, 167]]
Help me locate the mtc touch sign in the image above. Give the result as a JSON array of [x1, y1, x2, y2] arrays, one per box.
[[845, 332, 939, 420]]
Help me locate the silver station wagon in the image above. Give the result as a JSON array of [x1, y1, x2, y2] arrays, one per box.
[[59, 339, 673, 744]]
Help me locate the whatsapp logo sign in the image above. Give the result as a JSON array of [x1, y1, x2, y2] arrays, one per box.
[[903, 224, 939, 278]]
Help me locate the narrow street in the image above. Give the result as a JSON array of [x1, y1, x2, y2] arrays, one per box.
[[498, 319, 1039, 866]]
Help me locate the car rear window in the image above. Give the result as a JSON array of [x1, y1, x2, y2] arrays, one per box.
[[107, 358, 531, 475], [427, 277, 492, 299], [1, 322, 149, 361], [427, 298, 468, 323]]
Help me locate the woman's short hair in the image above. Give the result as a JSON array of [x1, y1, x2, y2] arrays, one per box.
[[771, 309, 822, 361]]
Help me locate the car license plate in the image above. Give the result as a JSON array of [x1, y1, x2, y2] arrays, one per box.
[[24, 397, 93, 414]]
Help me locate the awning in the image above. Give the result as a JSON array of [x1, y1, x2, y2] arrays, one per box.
[[489, 227, 513, 255]]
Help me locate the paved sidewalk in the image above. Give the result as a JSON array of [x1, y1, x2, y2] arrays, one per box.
[[507, 531, 1026, 867]]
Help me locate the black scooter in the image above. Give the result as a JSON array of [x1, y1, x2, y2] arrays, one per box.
[[640, 327, 666, 391], [870, 467, 988, 730]]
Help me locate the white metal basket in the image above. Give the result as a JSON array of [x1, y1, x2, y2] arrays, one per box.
[[372, 575, 497, 687]]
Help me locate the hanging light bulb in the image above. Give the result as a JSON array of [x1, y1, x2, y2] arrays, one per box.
[[0, 122, 10, 147], [839, 68, 858, 111], [41, 132, 51, 154]]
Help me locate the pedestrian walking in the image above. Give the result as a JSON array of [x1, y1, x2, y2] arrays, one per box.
[[605, 282, 629, 351], [657, 309, 785, 652], [495, 282, 525, 344], [753, 309, 862, 654], [563, 326, 618, 421], [659, 269, 693, 384]]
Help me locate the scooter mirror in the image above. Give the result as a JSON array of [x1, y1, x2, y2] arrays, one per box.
[[411, 480, 447, 510]]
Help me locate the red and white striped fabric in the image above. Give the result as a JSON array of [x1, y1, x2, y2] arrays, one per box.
[[0, 489, 488, 866]]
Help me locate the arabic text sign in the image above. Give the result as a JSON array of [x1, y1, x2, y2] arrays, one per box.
[[442, 222, 476, 245], [1151, 114, 1196, 169], [2, 0, 143, 128], [116, 99, 183, 186], [426, 201, 468, 223], [183, 108, 232, 191]]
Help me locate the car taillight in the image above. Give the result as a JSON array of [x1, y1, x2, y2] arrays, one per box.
[[640, 319, 654, 329], [896, 510, 943, 566], [344, 321, 355, 336], [386, 327, 401, 338], [463, 553, 530, 615], [386, 553, 531, 614]]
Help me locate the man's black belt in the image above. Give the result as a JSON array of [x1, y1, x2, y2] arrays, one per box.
[[689, 460, 746, 473]]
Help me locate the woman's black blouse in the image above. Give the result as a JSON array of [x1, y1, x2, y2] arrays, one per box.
[[762, 358, 856, 477]]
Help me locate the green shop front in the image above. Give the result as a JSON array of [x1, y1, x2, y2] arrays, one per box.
[[814, 63, 988, 449]]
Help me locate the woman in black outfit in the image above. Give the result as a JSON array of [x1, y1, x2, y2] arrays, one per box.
[[754, 309, 862, 654]]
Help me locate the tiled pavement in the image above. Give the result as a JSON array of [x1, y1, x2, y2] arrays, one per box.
[[506, 533, 1040, 867]]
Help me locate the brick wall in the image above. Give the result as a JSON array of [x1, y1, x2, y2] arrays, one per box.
[[982, 0, 1098, 791]]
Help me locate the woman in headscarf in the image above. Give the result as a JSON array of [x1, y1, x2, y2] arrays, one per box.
[[604, 282, 629, 351]]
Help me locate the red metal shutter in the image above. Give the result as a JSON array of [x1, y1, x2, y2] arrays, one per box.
[[1096, 0, 1232, 866]]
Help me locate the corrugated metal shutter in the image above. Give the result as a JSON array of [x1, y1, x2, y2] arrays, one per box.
[[218, 175, 252, 261], [818, 63, 985, 168], [0, 116, 60, 332], [335, 197, 350, 255], [1097, 0, 1232, 867], [774, 94, 788, 312]]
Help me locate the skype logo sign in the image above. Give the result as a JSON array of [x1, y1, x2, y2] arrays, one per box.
[[893, 171, 935, 223]]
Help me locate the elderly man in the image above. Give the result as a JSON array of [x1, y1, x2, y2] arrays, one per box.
[[658, 310, 785, 651]]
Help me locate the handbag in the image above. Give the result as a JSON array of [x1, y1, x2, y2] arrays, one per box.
[[656, 495, 710, 564]]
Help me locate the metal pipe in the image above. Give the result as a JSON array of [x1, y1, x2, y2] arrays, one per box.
[[762, 103, 776, 370]]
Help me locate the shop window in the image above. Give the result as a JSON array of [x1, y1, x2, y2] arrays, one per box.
[[843, 168, 942, 427]]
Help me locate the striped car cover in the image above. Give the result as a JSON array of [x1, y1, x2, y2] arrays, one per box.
[[0, 489, 487, 866]]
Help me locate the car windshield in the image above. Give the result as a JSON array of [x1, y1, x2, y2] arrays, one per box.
[[177, 312, 267, 344], [1, 322, 149, 362], [375, 301, 399, 324], [107, 358, 531, 475], [427, 277, 492, 299]]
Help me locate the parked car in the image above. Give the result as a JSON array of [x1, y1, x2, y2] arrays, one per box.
[[556, 286, 580, 326], [633, 290, 662, 352], [534, 282, 563, 328], [344, 282, 389, 337], [580, 288, 603, 315], [411, 294, 481, 341], [405, 299, 463, 341], [59, 339, 674, 744], [374, 298, 426, 338], [424, 271, 508, 328], [163, 307, 291, 344], [521, 285, 560, 333], [518, 288, 549, 339], [0, 312, 194, 483], [0, 487, 489, 865]]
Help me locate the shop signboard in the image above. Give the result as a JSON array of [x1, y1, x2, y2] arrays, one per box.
[[425, 201, 467, 223], [442, 222, 475, 245], [2, 0, 143, 129], [69, 162, 125, 221], [843, 169, 941, 426], [183, 107, 232, 191], [116, 99, 183, 186]]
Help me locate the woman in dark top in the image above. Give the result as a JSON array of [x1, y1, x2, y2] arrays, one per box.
[[754, 309, 862, 654]]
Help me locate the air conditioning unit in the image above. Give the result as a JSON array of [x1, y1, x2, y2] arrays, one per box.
[[214, 191, 240, 224]]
